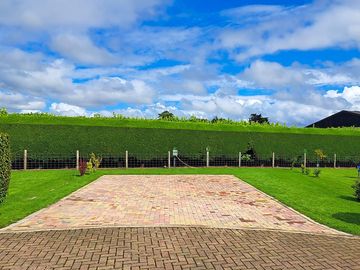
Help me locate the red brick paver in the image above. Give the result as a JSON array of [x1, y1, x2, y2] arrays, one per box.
[[3, 175, 339, 234], [0, 227, 359, 270]]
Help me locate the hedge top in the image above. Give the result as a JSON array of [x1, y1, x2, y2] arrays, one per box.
[[1, 113, 360, 136]]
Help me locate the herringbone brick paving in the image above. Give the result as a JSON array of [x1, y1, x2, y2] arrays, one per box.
[[0, 227, 359, 270], [3, 175, 339, 234]]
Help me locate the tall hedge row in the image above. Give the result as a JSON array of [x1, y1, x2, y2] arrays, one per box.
[[1, 123, 360, 159], [0, 133, 11, 203]]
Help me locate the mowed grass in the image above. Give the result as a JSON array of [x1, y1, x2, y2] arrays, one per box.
[[0, 168, 359, 235]]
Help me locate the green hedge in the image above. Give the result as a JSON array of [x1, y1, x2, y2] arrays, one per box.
[[0, 133, 11, 203], [1, 123, 360, 160]]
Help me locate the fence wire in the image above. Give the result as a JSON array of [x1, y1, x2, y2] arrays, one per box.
[[10, 151, 360, 170]]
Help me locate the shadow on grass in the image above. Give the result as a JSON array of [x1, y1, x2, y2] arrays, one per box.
[[332, 212, 360, 225], [339, 195, 358, 202]]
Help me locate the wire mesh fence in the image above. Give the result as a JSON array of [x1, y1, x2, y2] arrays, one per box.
[[10, 150, 360, 170]]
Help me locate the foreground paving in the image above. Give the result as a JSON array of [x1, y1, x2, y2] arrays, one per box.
[[4, 175, 339, 234], [0, 227, 359, 270]]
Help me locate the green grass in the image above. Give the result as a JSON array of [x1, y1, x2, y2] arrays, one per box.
[[1, 168, 359, 235]]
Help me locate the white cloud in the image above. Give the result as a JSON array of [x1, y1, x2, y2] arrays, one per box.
[[50, 102, 88, 116], [0, 0, 168, 30], [0, 91, 45, 111], [220, 0, 360, 60], [51, 34, 116, 65]]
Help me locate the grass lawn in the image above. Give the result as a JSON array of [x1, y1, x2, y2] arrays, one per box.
[[0, 168, 359, 235]]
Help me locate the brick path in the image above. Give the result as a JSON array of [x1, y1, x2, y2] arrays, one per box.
[[1, 227, 359, 270], [3, 175, 339, 234]]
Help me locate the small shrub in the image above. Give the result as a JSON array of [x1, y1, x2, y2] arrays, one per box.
[[313, 168, 321, 177], [86, 161, 93, 174], [89, 153, 102, 171], [78, 160, 87, 176], [0, 133, 11, 203], [301, 164, 305, 174], [241, 154, 252, 161], [0, 108, 8, 116], [352, 179, 360, 201], [305, 168, 310, 175]]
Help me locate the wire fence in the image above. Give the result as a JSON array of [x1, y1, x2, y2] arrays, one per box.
[[10, 150, 360, 170]]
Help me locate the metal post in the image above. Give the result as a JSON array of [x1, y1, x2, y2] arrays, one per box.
[[304, 152, 307, 168], [239, 152, 242, 167], [334, 153, 337, 168], [125, 150, 128, 169], [206, 151, 209, 167], [168, 151, 171, 168], [24, 149, 27, 170], [272, 152, 275, 168], [76, 150, 80, 170]]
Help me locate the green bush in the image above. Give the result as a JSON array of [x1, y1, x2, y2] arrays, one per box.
[[352, 179, 360, 201], [313, 168, 321, 177], [0, 133, 11, 203]]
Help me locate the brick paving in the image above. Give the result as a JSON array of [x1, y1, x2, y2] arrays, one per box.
[[3, 175, 339, 234], [0, 227, 359, 270]]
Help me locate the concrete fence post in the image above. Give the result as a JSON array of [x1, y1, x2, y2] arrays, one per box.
[[304, 152, 307, 168], [125, 150, 128, 169], [24, 149, 27, 170], [239, 152, 242, 167], [206, 151, 209, 167], [272, 152, 275, 168], [334, 153, 337, 168], [76, 150, 80, 170], [168, 151, 171, 168]]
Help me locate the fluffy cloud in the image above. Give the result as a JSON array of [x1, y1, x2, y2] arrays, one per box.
[[0, 0, 168, 30], [50, 102, 87, 116], [220, 0, 360, 60]]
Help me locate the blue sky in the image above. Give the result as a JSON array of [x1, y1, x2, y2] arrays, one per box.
[[0, 0, 360, 126]]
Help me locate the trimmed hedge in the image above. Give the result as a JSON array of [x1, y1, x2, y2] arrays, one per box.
[[0, 133, 11, 203], [2, 123, 360, 160]]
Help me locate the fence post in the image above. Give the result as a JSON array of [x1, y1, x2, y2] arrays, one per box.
[[272, 152, 275, 168], [24, 149, 27, 170], [334, 153, 337, 168], [168, 151, 171, 168], [76, 150, 79, 170], [206, 150, 209, 167], [239, 152, 242, 167], [304, 152, 307, 168], [125, 150, 128, 169]]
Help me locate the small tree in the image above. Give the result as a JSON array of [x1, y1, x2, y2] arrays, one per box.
[[314, 149, 327, 167], [249, 113, 269, 124], [158, 111, 175, 120]]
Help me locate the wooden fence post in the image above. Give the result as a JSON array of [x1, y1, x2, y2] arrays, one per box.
[[125, 150, 128, 169], [304, 152, 307, 168], [206, 151, 209, 167], [334, 153, 337, 168], [239, 152, 242, 167], [168, 151, 171, 168], [272, 152, 275, 168], [24, 149, 27, 170], [76, 150, 79, 170]]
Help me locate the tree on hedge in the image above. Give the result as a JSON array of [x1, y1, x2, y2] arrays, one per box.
[[158, 111, 175, 120], [249, 113, 269, 124], [0, 133, 11, 204]]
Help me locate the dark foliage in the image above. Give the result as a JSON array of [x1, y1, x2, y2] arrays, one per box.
[[0, 133, 11, 203], [78, 159, 87, 176], [249, 113, 269, 124]]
